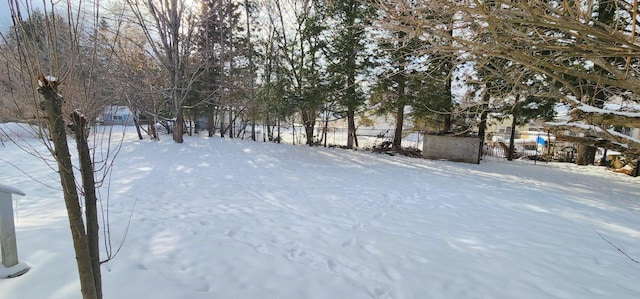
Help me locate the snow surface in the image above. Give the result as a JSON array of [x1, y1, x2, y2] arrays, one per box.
[[1, 126, 640, 298]]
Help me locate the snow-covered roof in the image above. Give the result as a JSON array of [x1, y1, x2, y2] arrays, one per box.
[[103, 106, 133, 114]]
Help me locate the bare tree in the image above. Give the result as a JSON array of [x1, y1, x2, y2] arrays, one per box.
[[3, 4, 108, 296], [0, 1, 137, 297], [95, 10, 165, 140], [262, 0, 330, 145], [253, 3, 291, 143], [125, 0, 200, 143]]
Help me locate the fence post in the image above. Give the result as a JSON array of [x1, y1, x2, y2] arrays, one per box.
[[0, 183, 30, 278]]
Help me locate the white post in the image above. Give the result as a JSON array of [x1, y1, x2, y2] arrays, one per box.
[[0, 183, 29, 278]]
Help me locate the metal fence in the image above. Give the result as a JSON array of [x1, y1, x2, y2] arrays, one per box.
[[183, 124, 585, 163], [482, 132, 578, 163], [199, 124, 425, 149]]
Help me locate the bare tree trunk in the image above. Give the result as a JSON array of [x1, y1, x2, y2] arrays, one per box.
[[347, 109, 356, 148], [148, 114, 158, 140], [150, 99, 159, 140], [228, 107, 234, 138], [220, 108, 226, 138], [390, 50, 406, 144], [302, 110, 315, 145], [393, 104, 405, 151], [443, 114, 452, 133], [133, 116, 143, 140], [323, 109, 330, 147], [508, 113, 517, 161], [347, 110, 358, 148], [125, 95, 143, 140], [251, 114, 256, 141], [208, 106, 215, 137], [38, 77, 98, 299], [292, 120, 296, 145], [173, 106, 185, 143], [477, 87, 490, 162], [244, 0, 256, 141], [508, 94, 522, 161], [277, 118, 281, 143], [354, 129, 359, 148], [71, 111, 102, 299]]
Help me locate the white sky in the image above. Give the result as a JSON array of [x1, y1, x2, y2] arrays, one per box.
[[0, 0, 47, 31], [0, 1, 13, 30]]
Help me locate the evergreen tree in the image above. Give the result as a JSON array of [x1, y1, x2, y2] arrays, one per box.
[[325, 0, 375, 148]]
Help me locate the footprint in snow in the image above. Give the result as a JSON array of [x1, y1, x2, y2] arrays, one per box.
[[254, 243, 270, 254], [318, 226, 333, 234], [384, 266, 402, 281], [327, 258, 338, 272], [342, 238, 356, 247], [373, 212, 385, 219], [136, 263, 148, 270], [361, 243, 381, 255], [373, 287, 391, 298]]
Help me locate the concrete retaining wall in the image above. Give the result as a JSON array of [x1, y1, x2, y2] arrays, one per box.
[[422, 135, 480, 164]]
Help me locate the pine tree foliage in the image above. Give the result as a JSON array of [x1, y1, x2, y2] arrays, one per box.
[[377, 0, 640, 156]]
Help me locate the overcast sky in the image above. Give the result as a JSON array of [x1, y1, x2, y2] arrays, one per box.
[[0, 1, 49, 31], [0, 2, 12, 30]]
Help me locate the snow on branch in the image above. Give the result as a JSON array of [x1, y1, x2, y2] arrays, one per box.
[[36, 75, 63, 101], [546, 96, 640, 155], [544, 121, 640, 155], [570, 106, 640, 129], [562, 95, 640, 128], [37, 75, 59, 88]]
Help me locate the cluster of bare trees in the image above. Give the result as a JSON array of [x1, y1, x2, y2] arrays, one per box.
[[5, 1, 640, 152], [252, 0, 459, 148], [0, 1, 118, 298], [0, 0, 479, 150]]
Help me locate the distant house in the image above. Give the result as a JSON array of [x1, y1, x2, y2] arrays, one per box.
[[100, 106, 137, 126]]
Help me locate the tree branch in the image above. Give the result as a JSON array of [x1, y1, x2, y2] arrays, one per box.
[[596, 231, 640, 264]]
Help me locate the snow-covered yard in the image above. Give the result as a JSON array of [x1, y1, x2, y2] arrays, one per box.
[[1, 126, 639, 298]]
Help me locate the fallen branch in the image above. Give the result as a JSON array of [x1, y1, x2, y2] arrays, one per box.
[[596, 231, 640, 264]]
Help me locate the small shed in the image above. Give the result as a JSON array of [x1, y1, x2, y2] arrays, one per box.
[[101, 106, 137, 126], [0, 183, 30, 278]]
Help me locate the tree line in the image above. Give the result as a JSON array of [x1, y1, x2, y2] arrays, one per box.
[[3, 1, 640, 157], [1, 0, 465, 151]]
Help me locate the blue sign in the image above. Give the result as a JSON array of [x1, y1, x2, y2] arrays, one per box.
[[537, 136, 547, 146]]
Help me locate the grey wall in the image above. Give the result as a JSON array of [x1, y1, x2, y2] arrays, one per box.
[[422, 135, 480, 164]]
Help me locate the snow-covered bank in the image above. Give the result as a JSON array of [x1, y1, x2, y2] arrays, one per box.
[[1, 129, 639, 298]]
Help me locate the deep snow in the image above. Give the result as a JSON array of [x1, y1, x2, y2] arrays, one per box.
[[1, 125, 640, 298]]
